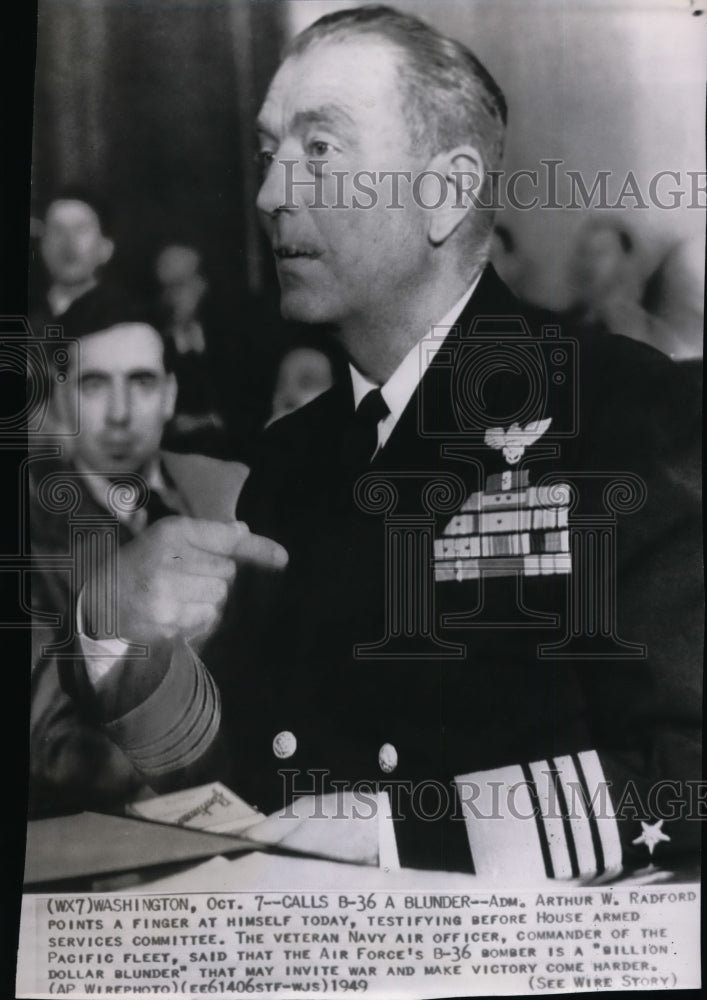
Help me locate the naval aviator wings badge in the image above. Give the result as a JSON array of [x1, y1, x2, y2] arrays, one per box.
[[484, 416, 553, 465], [434, 416, 572, 582]]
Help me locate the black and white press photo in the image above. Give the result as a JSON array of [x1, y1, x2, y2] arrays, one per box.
[[13, 0, 704, 996]]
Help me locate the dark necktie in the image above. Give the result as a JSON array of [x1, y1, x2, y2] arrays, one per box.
[[350, 388, 390, 468], [331, 388, 390, 511]]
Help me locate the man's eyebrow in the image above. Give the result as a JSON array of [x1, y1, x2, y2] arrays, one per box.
[[255, 117, 276, 140], [293, 106, 357, 135], [256, 104, 358, 141], [78, 368, 161, 382]]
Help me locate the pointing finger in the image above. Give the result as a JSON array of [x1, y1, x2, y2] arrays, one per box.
[[234, 530, 289, 571]]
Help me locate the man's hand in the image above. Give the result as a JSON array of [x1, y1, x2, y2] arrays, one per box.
[[83, 517, 288, 646]]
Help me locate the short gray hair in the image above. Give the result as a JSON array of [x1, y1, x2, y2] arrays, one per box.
[[286, 4, 507, 174]]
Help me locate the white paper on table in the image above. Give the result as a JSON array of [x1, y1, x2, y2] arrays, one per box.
[[239, 790, 400, 869], [128, 786, 400, 871], [135, 854, 236, 892], [126, 781, 260, 833]]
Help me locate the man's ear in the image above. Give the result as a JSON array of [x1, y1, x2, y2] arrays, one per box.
[[97, 236, 115, 267], [163, 372, 178, 421], [423, 145, 486, 246]]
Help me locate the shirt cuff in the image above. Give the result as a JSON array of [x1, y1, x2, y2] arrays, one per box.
[[76, 587, 132, 687]]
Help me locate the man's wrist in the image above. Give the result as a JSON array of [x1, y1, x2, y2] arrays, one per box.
[[76, 586, 170, 687]]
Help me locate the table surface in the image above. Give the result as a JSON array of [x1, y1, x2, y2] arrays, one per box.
[[24, 810, 695, 894]]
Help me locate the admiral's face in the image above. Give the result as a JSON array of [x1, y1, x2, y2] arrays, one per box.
[[60, 324, 177, 475], [256, 37, 431, 329]]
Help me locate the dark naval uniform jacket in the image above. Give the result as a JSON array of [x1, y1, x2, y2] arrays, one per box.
[[204, 265, 701, 879]]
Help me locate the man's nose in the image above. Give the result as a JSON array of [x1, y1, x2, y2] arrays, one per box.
[[57, 234, 75, 256], [256, 153, 309, 217], [106, 382, 130, 424]]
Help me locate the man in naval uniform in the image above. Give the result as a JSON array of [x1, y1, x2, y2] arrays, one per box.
[[69, 6, 701, 880]]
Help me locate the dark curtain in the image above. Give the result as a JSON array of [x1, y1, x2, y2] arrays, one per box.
[[31, 0, 285, 302]]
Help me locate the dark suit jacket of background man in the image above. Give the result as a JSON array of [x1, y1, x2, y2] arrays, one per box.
[[205, 265, 701, 875]]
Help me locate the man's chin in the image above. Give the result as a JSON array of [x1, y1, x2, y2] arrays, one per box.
[[279, 290, 337, 327], [57, 270, 94, 287]]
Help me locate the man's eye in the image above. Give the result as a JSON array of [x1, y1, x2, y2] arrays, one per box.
[[307, 140, 333, 158], [254, 149, 275, 175], [132, 373, 158, 389], [79, 375, 105, 394]]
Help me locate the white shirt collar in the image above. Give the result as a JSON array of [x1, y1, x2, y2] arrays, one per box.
[[349, 274, 481, 450]]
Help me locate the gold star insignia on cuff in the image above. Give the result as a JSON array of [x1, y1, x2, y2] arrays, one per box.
[[632, 819, 671, 856]]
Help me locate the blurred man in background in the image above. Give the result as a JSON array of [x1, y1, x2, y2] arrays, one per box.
[[155, 243, 209, 358], [564, 218, 643, 333], [31, 186, 116, 334], [267, 343, 335, 426], [152, 242, 232, 456], [642, 234, 704, 364], [563, 216, 704, 363]]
